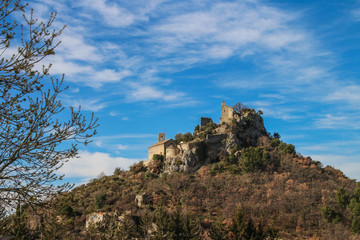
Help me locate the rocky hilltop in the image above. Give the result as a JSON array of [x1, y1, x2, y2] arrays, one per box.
[[4, 102, 360, 240], [163, 108, 268, 173]]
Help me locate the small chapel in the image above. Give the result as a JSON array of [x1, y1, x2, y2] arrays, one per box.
[[147, 133, 177, 161]]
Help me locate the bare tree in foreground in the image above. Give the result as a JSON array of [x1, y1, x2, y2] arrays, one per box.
[[0, 0, 98, 214]]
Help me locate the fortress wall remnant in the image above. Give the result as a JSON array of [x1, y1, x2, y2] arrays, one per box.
[[206, 134, 228, 144], [220, 101, 235, 124]]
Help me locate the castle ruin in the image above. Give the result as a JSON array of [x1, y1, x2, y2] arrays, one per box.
[[147, 101, 235, 161], [220, 101, 235, 124]]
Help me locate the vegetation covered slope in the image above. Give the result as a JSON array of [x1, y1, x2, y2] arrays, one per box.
[[2, 108, 359, 240]]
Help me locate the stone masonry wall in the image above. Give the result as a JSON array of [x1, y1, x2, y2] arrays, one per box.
[[220, 101, 234, 124]]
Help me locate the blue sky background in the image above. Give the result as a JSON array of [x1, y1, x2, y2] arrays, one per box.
[[24, 0, 360, 183]]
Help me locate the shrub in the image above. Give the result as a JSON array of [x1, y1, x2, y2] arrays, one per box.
[[130, 161, 147, 174], [336, 186, 350, 209], [153, 154, 164, 161], [175, 132, 194, 143], [322, 206, 343, 224], [113, 167, 124, 175], [194, 125, 200, 132], [175, 133, 184, 143], [278, 143, 295, 155], [148, 158, 163, 174], [270, 138, 280, 148], [183, 132, 194, 142], [227, 145, 239, 164], [210, 162, 226, 175], [273, 132, 281, 139], [59, 205, 74, 217], [240, 147, 269, 172], [95, 193, 107, 209]]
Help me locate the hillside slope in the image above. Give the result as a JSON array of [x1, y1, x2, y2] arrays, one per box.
[[2, 106, 359, 239]]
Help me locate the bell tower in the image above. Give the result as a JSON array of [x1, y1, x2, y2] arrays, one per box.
[[158, 133, 165, 142]]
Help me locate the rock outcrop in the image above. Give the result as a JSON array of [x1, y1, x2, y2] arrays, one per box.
[[163, 109, 268, 173]]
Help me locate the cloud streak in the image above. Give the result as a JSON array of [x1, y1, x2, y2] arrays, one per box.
[[58, 151, 143, 180]]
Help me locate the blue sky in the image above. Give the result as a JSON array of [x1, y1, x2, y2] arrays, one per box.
[[26, 0, 360, 183]]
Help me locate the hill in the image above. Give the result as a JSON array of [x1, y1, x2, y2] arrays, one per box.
[[1, 102, 359, 239]]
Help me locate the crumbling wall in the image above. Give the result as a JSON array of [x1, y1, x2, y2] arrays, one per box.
[[220, 101, 234, 124]]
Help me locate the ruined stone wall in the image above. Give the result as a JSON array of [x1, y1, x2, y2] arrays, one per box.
[[220, 101, 234, 124]]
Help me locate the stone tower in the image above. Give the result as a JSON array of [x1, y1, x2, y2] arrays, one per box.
[[220, 101, 235, 124], [158, 133, 165, 142]]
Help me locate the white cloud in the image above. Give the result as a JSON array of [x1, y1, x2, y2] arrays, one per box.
[[62, 96, 107, 112], [116, 144, 128, 150], [300, 140, 360, 154], [352, 8, 360, 21], [314, 114, 360, 129], [57, 30, 102, 62], [311, 154, 360, 181], [58, 151, 143, 179], [150, 1, 306, 64], [109, 111, 119, 117], [93, 133, 155, 140], [327, 85, 360, 104], [127, 84, 185, 102], [261, 106, 303, 121], [78, 0, 137, 27]]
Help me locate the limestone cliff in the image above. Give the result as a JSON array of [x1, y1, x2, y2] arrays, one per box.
[[163, 108, 268, 173]]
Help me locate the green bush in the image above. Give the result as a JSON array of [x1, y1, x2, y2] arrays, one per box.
[[183, 132, 194, 142], [59, 205, 74, 217], [210, 162, 226, 175], [153, 154, 164, 161], [130, 161, 147, 174], [113, 167, 124, 175], [278, 142, 295, 155], [227, 145, 239, 164], [194, 125, 200, 132], [270, 138, 280, 148], [175, 132, 194, 143], [240, 147, 269, 172], [95, 193, 107, 209], [349, 184, 360, 233], [175, 133, 184, 143], [336, 186, 350, 209], [321, 206, 343, 224]]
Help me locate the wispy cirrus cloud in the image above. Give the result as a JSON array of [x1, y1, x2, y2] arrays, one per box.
[[62, 96, 108, 112], [77, 0, 137, 27], [314, 113, 360, 130], [149, 1, 306, 63], [31, 0, 316, 107], [326, 85, 360, 105]]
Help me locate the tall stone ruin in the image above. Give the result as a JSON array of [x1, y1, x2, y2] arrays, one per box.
[[220, 101, 235, 124]]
